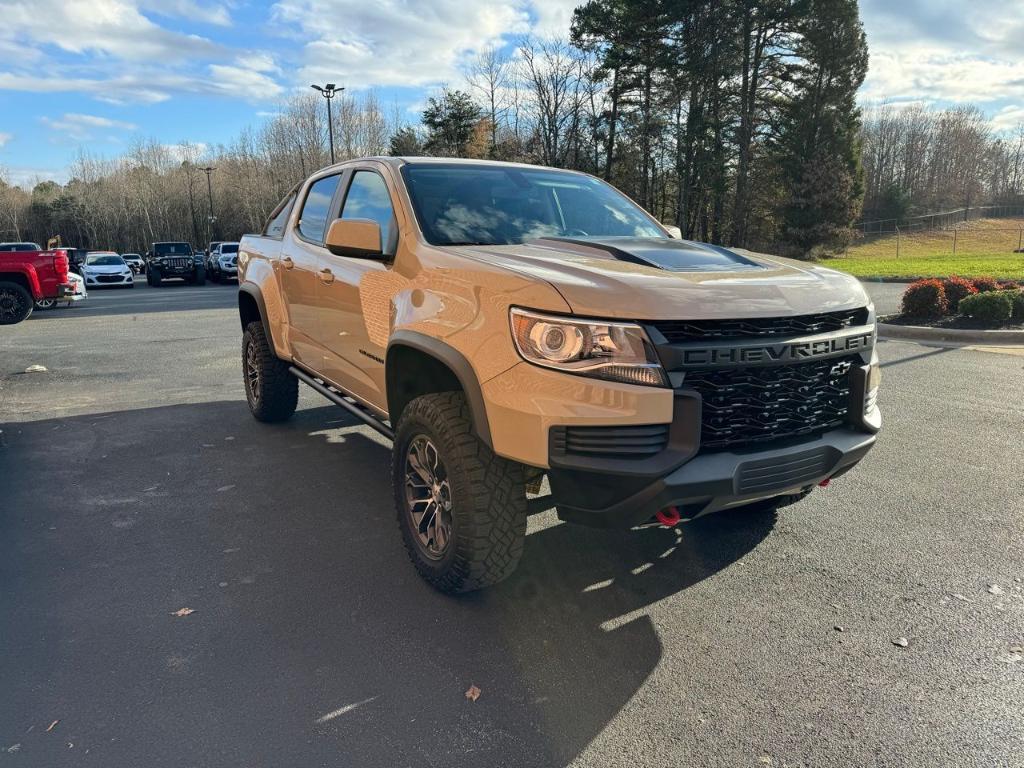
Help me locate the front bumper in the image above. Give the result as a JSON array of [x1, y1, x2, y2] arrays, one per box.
[[84, 274, 133, 286], [552, 427, 876, 528]]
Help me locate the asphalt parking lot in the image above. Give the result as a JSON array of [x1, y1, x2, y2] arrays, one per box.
[[1, 280, 1022, 767]]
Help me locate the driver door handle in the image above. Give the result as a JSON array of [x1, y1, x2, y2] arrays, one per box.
[[280, 256, 294, 270], [318, 267, 335, 284]]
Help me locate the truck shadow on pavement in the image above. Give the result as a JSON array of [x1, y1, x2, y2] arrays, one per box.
[[0, 401, 775, 768]]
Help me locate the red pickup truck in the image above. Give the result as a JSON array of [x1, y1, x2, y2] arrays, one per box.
[[0, 242, 72, 324]]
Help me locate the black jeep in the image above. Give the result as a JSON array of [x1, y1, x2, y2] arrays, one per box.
[[146, 242, 205, 286]]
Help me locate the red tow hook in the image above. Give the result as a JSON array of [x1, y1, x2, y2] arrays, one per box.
[[655, 506, 682, 526], [818, 478, 831, 488]]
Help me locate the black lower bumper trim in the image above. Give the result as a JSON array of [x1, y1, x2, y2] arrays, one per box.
[[554, 428, 875, 529]]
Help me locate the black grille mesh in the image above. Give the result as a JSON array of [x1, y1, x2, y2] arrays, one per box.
[[650, 308, 869, 343], [685, 356, 856, 450]]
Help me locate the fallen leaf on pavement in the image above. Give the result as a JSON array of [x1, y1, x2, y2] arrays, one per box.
[[46, 720, 59, 732], [892, 637, 909, 648], [465, 684, 481, 702], [171, 608, 195, 617]]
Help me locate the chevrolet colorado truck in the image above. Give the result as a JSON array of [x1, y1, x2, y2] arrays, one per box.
[[237, 158, 881, 593], [0, 243, 72, 324]]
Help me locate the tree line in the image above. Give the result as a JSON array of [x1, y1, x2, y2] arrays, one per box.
[[1, 0, 1021, 258]]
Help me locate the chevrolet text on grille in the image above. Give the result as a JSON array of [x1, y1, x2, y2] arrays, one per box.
[[673, 329, 875, 368]]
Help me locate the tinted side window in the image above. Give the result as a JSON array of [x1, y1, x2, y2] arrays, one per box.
[[298, 175, 341, 243], [264, 191, 296, 237], [340, 171, 395, 250]]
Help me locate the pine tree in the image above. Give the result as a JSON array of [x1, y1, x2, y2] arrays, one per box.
[[421, 90, 483, 157], [777, 0, 868, 255]]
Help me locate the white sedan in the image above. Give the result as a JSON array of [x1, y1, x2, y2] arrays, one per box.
[[82, 252, 134, 288], [34, 271, 87, 310]]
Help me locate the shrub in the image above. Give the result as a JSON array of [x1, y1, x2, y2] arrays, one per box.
[[942, 275, 977, 312], [958, 290, 1014, 326], [1010, 290, 1024, 322], [999, 280, 1022, 291], [972, 276, 999, 293], [901, 279, 948, 320]]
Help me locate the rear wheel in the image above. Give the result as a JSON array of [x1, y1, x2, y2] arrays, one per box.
[[393, 392, 527, 594], [34, 297, 57, 310], [242, 321, 297, 422], [0, 281, 33, 324]]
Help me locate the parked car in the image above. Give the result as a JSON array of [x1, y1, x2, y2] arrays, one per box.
[[145, 242, 205, 286], [207, 241, 223, 261], [35, 270, 86, 309], [207, 241, 239, 282], [82, 251, 134, 288], [63, 248, 89, 275], [0, 243, 73, 323], [121, 253, 145, 274], [0, 242, 43, 252], [237, 157, 882, 593]]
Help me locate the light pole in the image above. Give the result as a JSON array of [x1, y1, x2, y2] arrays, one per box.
[[311, 83, 344, 164], [201, 166, 216, 244]]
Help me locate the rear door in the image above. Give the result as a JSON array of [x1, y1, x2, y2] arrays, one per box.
[[316, 165, 399, 411], [278, 172, 343, 368]]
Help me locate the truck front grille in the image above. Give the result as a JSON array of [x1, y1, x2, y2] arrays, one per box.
[[165, 258, 190, 268], [551, 424, 670, 458], [684, 356, 856, 450], [650, 308, 868, 343]]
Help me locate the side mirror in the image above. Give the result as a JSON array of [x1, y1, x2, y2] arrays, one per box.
[[662, 224, 682, 239], [325, 218, 384, 258]]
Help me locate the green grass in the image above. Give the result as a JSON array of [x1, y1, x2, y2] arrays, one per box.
[[831, 217, 1024, 279], [828, 253, 1024, 280]]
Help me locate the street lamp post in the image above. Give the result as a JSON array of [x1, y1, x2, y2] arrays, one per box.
[[311, 83, 344, 164], [201, 166, 216, 244]]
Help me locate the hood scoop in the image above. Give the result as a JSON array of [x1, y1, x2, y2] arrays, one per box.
[[530, 236, 766, 273]]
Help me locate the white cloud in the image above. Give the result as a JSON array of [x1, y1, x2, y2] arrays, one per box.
[[41, 112, 139, 141], [139, 0, 232, 27], [992, 106, 1024, 134], [272, 0, 532, 88], [1, 166, 69, 188], [0, 132, 11, 148], [0, 0, 220, 62]]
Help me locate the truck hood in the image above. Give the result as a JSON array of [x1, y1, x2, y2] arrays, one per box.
[[449, 237, 870, 320]]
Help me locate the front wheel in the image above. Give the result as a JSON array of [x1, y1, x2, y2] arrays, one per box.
[[393, 392, 527, 594], [147, 268, 162, 286], [193, 265, 206, 286], [0, 281, 33, 324], [242, 321, 297, 422]]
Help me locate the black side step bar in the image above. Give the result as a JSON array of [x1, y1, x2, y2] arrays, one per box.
[[289, 366, 394, 440]]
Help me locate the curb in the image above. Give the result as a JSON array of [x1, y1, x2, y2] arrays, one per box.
[[878, 322, 1024, 345], [857, 276, 916, 284]]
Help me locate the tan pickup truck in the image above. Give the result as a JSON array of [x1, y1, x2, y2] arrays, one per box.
[[237, 157, 881, 593]]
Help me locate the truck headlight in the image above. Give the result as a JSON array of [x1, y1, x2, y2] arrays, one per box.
[[510, 308, 669, 387]]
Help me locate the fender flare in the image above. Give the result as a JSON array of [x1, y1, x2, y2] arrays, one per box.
[[386, 330, 493, 449], [238, 281, 273, 344]]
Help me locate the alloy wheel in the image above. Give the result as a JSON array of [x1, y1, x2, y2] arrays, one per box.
[[0, 287, 29, 323], [404, 435, 453, 559], [245, 340, 261, 404]]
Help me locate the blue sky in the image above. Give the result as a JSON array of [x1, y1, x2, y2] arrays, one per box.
[[1, 0, 1022, 187]]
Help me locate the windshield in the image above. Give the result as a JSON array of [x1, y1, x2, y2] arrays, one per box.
[[220, 243, 239, 254], [154, 243, 193, 256], [401, 164, 665, 246], [87, 254, 124, 266]]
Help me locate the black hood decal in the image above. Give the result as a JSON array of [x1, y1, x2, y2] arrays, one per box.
[[530, 236, 766, 273]]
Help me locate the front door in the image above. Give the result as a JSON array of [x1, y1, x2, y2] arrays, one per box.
[[279, 172, 341, 368], [316, 168, 399, 412]]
